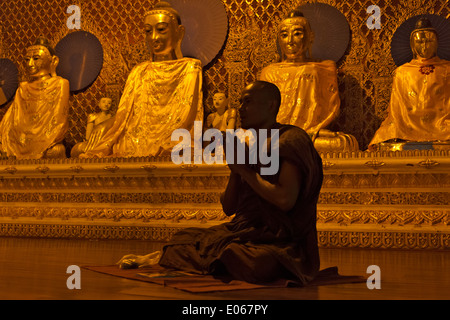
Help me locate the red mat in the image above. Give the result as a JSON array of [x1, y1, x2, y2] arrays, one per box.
[[82, 264, 366, 293]]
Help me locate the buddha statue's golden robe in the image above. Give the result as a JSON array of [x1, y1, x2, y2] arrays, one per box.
[[260, 60, 340, 135], [83, 57, 203, 157], [0, 76, 69, 159], [370, 56, 450, 146]]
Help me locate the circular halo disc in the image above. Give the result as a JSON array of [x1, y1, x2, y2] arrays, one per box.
[[297, 3, 350, 62], [0, 58, 19, 106], [55, 31, 104, 92], [169, 0, 229, 67], [391, 14, 450, 66]]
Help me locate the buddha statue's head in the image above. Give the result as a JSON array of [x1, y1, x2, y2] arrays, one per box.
[[410, 17, 438, 60], [278, 9, 314, 62], [144, 1, 185, 61], [98, 97, 113, 112], [213, 92, 228, 114], [25, 37, 59, 80]]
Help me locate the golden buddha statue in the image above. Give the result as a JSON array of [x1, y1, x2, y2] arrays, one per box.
[[206, 92, 237, 131], [369, 17, 450, 150], [260, 9, 359, 153], [0, 37, 69, 159], [80, 1, 203, 158], [71, 97, 115, 158]]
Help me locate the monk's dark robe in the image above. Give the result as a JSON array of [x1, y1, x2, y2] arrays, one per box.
[[158, 123, 323, 285]]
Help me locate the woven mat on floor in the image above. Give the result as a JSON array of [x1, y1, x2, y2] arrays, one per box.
[[82, 264, 366, 293]]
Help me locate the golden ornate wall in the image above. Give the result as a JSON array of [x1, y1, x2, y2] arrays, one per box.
[[0, 150, 448, 249], [1, 0, 450, 151]]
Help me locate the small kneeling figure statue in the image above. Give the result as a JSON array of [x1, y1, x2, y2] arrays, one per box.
[[71, 97, 115, 158]]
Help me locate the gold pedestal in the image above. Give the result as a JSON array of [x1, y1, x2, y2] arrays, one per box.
[[378, 141, 450, 152], [318, 149, 449, 249], [0, 150, 448, 249]]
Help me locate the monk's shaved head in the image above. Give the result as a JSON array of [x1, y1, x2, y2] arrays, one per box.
[[239, 81, 281, 129], [242, 81, 281, 113]]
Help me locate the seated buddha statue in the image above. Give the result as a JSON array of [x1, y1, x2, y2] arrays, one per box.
[[260, 9, 359, 153], [369, 17, 450, 150], [206, 92, 237, 132], [71, 97, 115, 158], [0, 37, 69, 159], [80, 1, 203, 158]]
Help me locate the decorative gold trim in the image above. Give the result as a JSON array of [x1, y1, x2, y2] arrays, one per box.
[[0, 153, 446, 250], [70, 165, 84, 173], [322, 160, 336, 169], [364, 159, 386, 169], [0, 222, 447, 249], [0, 150, 447, 179], [36, 166, 50, 174], [317, 209, 449, 226], [4, 166, 17, 174], [317, 230, 449, 250], [319, 192, 449, 206], [4, 205, 448, 227], [0, 191, 220, 204], [0, 207, 228, 222], [141, 164, 157, 172], [0, 190, 448, 206], [180, 164, 198, 172], [0, 223, 183, 241], [418, 159, 440, 169], [104, 165, 120, 173]]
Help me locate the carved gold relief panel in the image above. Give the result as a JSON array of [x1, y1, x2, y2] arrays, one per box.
[[0, 222, 448, 249], [317, 209, 449, 226], [317, 230, 449, 250], [0, 190, 448, 206]]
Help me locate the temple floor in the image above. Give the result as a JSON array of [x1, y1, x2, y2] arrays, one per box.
[[1, 237, 448, 300]]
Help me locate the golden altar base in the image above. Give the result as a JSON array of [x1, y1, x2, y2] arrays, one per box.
[[0, 150, 448, 250]]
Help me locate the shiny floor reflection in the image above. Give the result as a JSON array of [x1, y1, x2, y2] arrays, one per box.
[[0, 237, 448, 300]]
